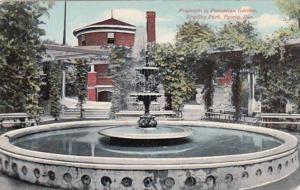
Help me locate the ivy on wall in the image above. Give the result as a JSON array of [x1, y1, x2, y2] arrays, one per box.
[[75, 59, 88, 119], [49, 61, 61, 120]]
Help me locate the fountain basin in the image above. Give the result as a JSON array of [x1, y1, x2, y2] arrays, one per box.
[[0, 120, 298, 190]]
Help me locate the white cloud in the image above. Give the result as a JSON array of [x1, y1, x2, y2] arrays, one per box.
[[102, 9, 145, 25], [252, 14, 288, 30], [157, 28, 176, 44]]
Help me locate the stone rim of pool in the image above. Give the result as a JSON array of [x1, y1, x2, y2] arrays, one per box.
[[0, 120, 298, 190]]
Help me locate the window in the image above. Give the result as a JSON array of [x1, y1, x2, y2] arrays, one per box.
[[108, 33, 114, 38], [107, 33, 115, 45]]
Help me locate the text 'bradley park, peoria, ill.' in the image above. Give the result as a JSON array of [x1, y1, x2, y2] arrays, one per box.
[[179, 7, 257, 21]]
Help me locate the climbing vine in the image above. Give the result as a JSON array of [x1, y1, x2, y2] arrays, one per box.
[[110, 46, 133, 118], [75, 59, 88, 119], [153, 44, 196, 111], [49, 61, 61, 120]]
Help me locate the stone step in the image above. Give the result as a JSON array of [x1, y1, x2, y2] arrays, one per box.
[[61, 108, 110, 120]]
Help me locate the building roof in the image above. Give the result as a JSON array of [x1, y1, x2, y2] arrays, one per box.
[[73, 17, 136, 37], [44, 44, 110, 61], [87, 18, 135, 27]]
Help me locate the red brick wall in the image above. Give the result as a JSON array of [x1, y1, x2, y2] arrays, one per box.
[[96, 77, 112, 85], [147, 11, 156, 43], [114, 33, 135, 47], [78, 32, 135, 47], [87, 72, 97, 87], [88, 89, 96, 101], [217, 69, 232, 86], [95, 65, 108, 74], [78, 33, 107, 46]]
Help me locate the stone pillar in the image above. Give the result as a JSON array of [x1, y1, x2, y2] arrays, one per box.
[[62, 69, 66, 99], [248, 71, 256, 116], [90, 64, 95, 72], [87, 64, 97, 101]]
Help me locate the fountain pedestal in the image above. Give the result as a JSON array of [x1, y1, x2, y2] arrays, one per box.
[[134, 93, 161, 128]]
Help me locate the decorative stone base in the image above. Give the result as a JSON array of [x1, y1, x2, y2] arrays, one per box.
[[138, 115, 157, 128], [0, 151, 298, 190], [0, 121, 298, 190]]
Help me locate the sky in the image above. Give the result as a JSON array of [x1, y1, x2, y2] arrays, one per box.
[[41, 0, 292, 46]]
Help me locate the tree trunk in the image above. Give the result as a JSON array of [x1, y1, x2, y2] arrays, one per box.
[[165, 93, 172, 110], [231, 61, 242, 121], [203, 62, 215, 110]]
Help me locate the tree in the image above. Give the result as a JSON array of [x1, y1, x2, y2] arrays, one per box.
[[75, 59, 88, 119], [49, 61, 61, 120], [218, 20, 260, 119], [277, 0, 300, 28], [201, 60, 215, 110], [154, 44, 196, 111], [0, 2, 49, 116], [175, 22, 217, 111], [255, 26, 300, 112]]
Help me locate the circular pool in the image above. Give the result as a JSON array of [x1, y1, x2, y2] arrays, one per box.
[[0, 120, 298, 190]]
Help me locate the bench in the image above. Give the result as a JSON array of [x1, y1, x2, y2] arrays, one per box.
[[205, 112, 235, 120], [0, 113, 37, 128], [256, 113, 300, 129]]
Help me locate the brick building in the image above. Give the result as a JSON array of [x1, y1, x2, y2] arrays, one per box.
[[73, 16, 137, 102], [73, 11, 156, 102]]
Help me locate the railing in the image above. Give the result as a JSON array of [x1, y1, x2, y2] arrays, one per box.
[[0, 113, 37, 128], [256, 113, 300, 129]]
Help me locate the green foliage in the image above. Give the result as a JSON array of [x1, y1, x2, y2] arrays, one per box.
[[255, 26, 300, 113], [176, 22, 217, 57], [154, 44, 196, 110], [0, 1, 48, 116], [217, 20, 258, 53], [175, 22, 218, 110], [49, 61, 61, 120], [277, 0, 300, 26], [75, 59, 88, 118], [65, 65, 77, 97], [173, 19, 300, 115], [110, 46, 134, 118]]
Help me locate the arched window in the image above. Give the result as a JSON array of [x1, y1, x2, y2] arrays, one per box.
[[97, 91, 112, 102]]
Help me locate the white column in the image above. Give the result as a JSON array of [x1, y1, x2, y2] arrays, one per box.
[[62, 70, 66, 99], [90, 64, 95, 72], [248, 72, 255, 116]]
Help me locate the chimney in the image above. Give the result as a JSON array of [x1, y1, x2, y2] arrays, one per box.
[[146, 11, 156, 43]]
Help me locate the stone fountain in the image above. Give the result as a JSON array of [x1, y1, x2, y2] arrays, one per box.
[[0, 53, 298, 190]]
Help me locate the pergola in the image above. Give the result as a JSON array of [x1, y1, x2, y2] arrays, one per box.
[[43, 44, 110, 98], [207, 38, 300, 115]]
